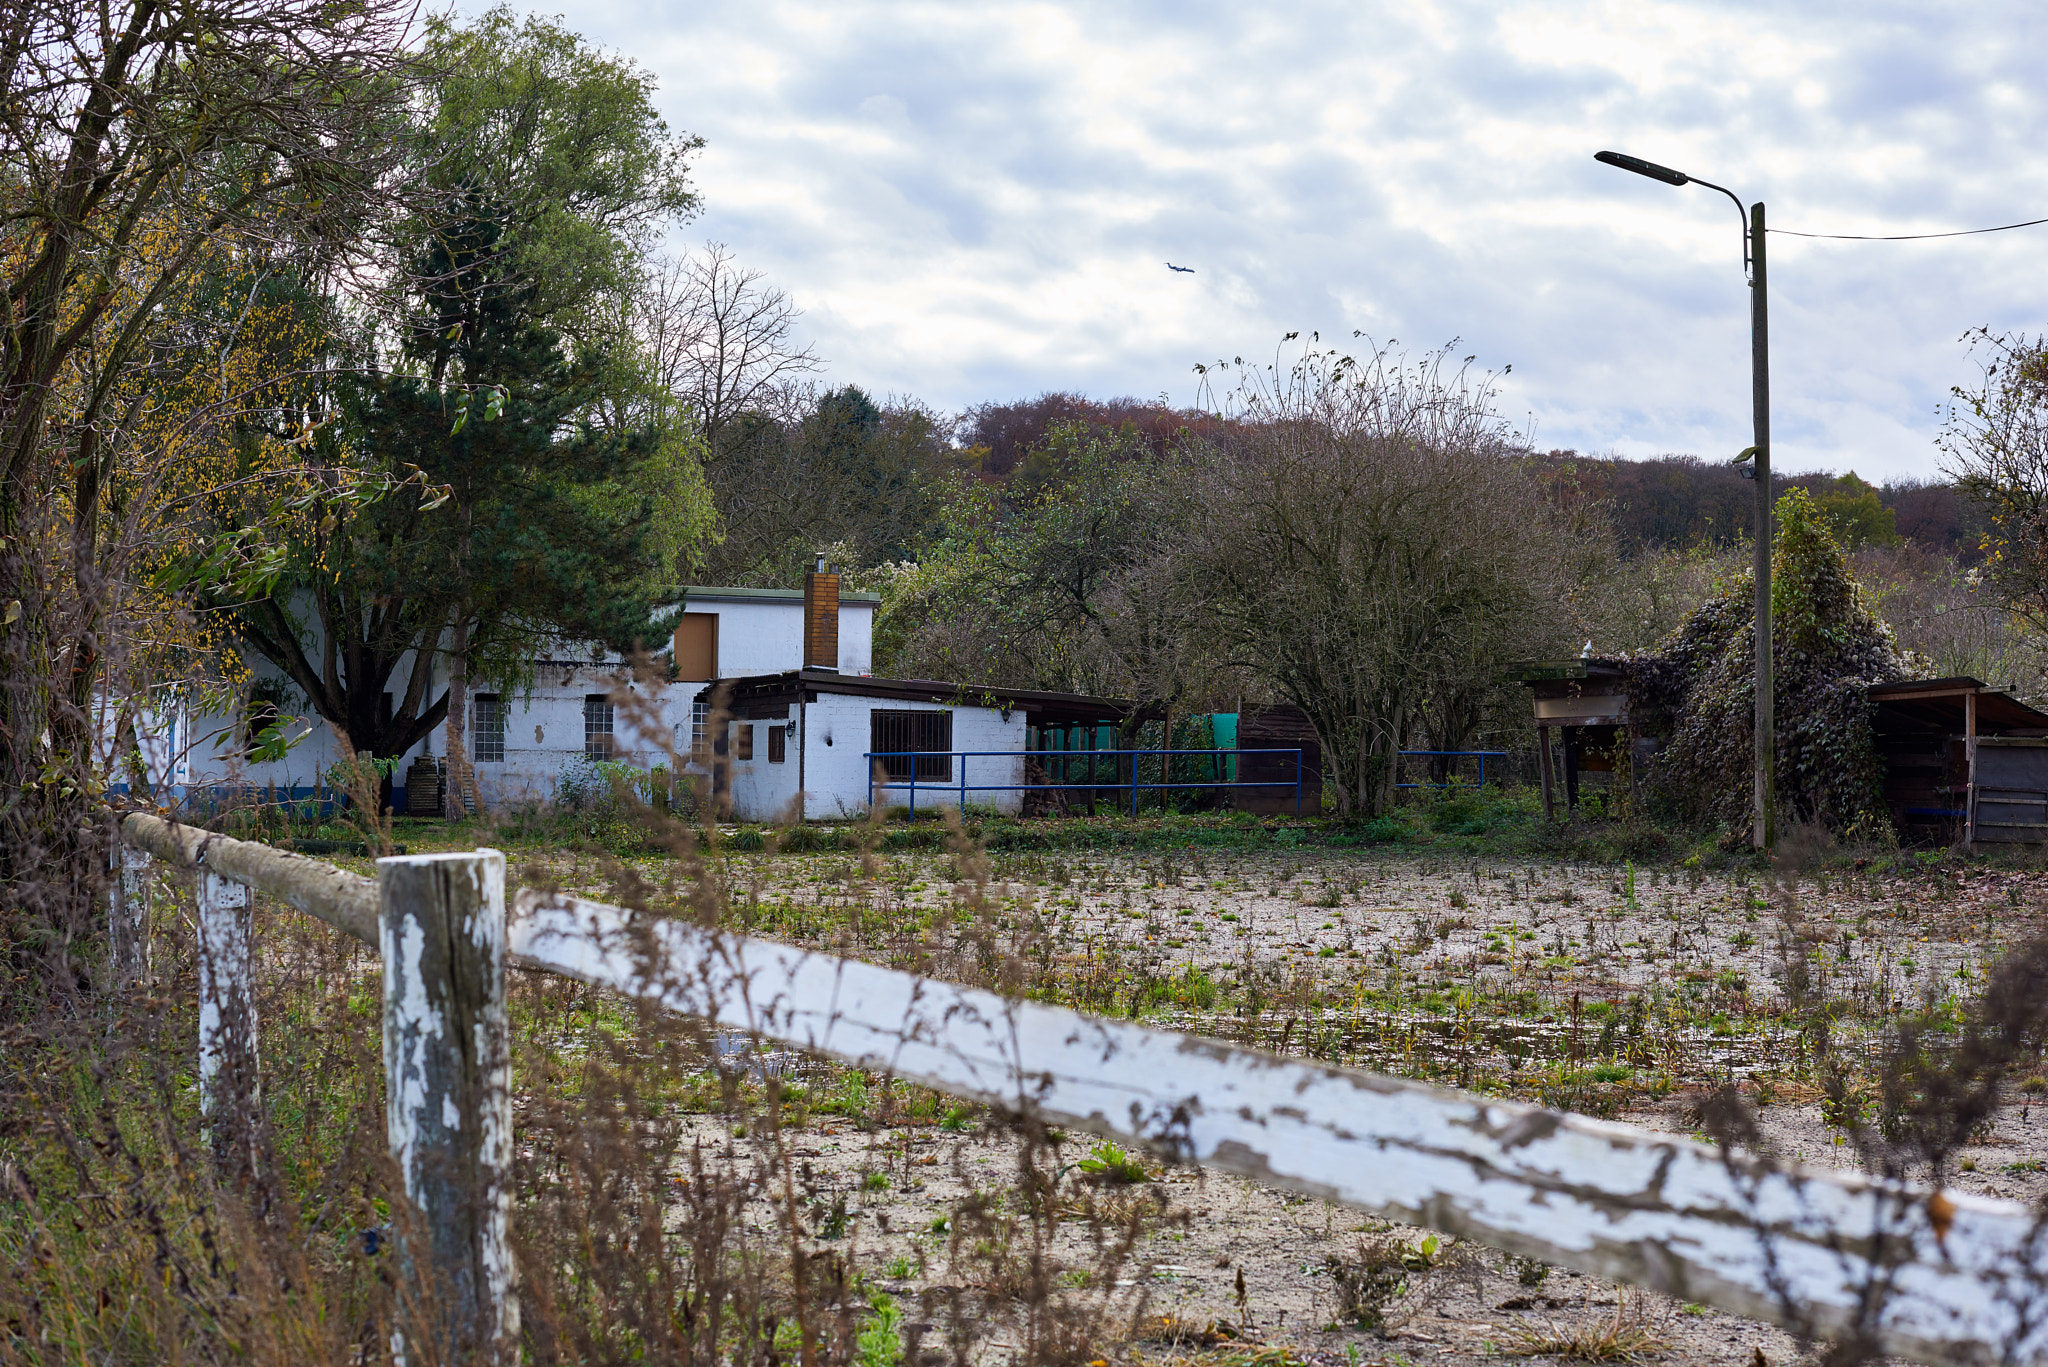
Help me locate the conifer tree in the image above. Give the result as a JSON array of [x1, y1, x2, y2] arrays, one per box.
[[186, 11, 713, 774]]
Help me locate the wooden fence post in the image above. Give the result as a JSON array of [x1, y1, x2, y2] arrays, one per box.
[[378, 849, 516, 1362], [109, 844, 153, 991], [196, 869, 260, 1179]]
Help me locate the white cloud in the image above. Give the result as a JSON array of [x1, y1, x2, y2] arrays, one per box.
[[471, 0, 2048, 478]]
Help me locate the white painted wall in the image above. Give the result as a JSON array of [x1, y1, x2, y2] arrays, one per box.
[[475, 668, 687, 806], [167, 693, 345, 800], [681, 595, 875, 679], [97, 689, 196, 795], [157, 589, 878, 811], [720, 693, 1027, 823], [177, 664, 694, 809], [838, 602, 875, 677], [724, 710, 803, 824]]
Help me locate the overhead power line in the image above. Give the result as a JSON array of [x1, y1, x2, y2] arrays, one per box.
[[1769, 215, 2048, 241]]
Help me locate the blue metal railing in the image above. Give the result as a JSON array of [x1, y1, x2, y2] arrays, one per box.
[[1394, 750, 1509, 789], [864, 748, 1305, 817]]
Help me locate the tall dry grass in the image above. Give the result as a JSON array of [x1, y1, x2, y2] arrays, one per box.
[[0, 681, 1160, 1366]]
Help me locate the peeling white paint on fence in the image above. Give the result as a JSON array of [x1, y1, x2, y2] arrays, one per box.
[[114, 810, 2048, 1367], [509, 886, 2048, 1367], [196, 869, 259, 1174], [122, 812, 378, 946], [109, 845, 152, 990], [380, 851, 516, 1362]]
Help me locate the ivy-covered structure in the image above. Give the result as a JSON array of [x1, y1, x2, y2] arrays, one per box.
[[1521, 489, 2048, 844], [1625, 489, 1918, 840]]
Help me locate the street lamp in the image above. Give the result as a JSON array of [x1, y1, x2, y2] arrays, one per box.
[[1595, 149, 1774, 852]]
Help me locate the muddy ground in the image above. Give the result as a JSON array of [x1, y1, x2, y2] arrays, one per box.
[[495, 839, 2048, 1365]]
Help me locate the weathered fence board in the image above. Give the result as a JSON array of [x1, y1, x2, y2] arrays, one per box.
[[112, 812, 2048, 1367], [510, 886, 2048, 1367], [380, 851, 517, 1362], [196, 869, 260, 1177], [122, 812, 377, 947], [108, 845, 152, 991]]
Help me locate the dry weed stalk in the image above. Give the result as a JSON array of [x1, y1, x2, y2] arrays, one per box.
[[1505, 1290, 1667, 1362]]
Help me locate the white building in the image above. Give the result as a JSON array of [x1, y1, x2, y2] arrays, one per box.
[[129, 568, 1153, 821], [700, 671, 1143, 822], [140, 582, 880, 810]]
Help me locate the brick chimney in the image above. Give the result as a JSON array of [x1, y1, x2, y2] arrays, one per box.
[[803, 554, 839, 672]]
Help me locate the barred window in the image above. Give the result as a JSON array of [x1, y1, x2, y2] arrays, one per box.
[[583, 695, 615, 757], [869, 709, 951, 782], [472, 693, 504, 764], [690, 700, 710, 762]]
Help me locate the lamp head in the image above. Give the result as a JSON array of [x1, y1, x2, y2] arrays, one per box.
[[1595, 150, 1690, 187]]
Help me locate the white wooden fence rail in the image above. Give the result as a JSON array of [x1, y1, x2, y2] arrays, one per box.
[[115, 813, 2048, 1367]]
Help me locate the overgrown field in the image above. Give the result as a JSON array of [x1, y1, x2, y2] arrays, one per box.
[[7, 807, 2048, 1366]]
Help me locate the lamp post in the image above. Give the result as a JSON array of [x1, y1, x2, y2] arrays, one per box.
[[1595, 150, 1773, 851]]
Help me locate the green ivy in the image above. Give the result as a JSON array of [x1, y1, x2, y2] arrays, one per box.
[[1628, 489, 1921, 841]]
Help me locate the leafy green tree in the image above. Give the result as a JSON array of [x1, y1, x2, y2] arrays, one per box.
[[413, 7, 702, 332], [0, 0, 417, 940], [1814, 472, 1901, 549], [704, 386, 950, 585], [184, 11, 711, 777], [878, 420, 1206, 707], [1178, 342, 1586, 817]]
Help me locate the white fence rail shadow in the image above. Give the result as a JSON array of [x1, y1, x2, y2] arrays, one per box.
[[116, 812, 2048, 1367]]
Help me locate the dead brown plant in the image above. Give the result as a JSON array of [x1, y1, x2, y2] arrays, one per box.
[[1504, 1290, 1668, 1362]]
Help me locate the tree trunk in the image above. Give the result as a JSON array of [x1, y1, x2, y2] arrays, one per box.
[[442, 611, 486, 820]]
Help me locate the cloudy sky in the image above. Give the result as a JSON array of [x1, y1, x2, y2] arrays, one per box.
[[479, 0, 2046, 480]]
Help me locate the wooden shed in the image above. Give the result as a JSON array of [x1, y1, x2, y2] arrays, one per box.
[[1513, 664, 2048, 845], [1512, 659, 1635, 820], [1234, 705, 1323, 815], [1869, 677, 2048, 846]]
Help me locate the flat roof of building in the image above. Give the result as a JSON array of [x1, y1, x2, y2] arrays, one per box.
[[1869, 676, 2048, 734], [695, 669, 1160, 725], [1508, 658, 1628, 682], [673, 585, 882, 605]]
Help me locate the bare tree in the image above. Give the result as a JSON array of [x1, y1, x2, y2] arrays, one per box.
[[1940, 329, 2048, 635], [0, 0, 418, 948], [639, 244, 822, 456], [1179, 338, 1588, 817]]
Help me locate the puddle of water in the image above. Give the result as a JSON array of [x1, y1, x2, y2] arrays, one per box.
[[713, 1030, 802, 1080]]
